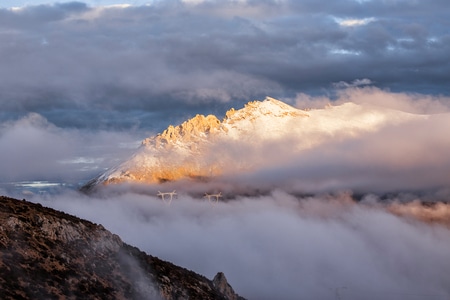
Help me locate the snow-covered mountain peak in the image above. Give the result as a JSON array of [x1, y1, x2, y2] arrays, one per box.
[[141, 97, 305, 148], [83, 97, 426, 189], [225, 97, 308, 122]]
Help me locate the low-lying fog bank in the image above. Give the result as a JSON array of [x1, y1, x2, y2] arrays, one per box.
[[16, 187, 450, 300]]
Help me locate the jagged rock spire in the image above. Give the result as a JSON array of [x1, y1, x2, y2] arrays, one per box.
[[213, 272, 241, 300]]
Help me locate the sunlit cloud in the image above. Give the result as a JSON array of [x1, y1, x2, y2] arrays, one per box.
[[329, 48, 362, 56], [333, 78, 373, 88], [9, 6, 24, 12], [181, 0, 207, 4], [336, 17, 376, 27]]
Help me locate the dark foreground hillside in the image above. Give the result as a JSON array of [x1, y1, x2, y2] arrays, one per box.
[[0, 196, 244, 300]]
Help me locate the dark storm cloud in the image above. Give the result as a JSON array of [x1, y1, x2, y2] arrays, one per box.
[[0, 0, 449, 129], [0, 2, 88, 27]]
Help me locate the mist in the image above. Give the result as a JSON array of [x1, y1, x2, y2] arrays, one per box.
[[24, 189, 450, 300], [234, 111, 450, 194], [0, 112, 142, 183]]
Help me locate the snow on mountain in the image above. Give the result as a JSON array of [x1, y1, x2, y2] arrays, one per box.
[[85, 97, 425, 189]]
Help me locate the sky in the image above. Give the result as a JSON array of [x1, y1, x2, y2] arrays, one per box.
[[1, 1, 450, 299], [0, 0, 449, 132]]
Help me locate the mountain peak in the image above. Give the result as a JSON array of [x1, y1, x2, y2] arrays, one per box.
[[86, 97, 412, 188], [225, 97, 307, 122], [143, 114, 221, 147], [83, 97, 313, 187], [142, 97, 302, 149]]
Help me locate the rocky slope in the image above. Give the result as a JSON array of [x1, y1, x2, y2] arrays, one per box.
[[83, 97, 423, 190], [0, 196, 244, 300]]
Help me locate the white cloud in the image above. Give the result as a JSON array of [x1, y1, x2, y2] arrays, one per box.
[[181, 0, 207, 4], [333, 78, 373, 88], [0, 114, 141, 183], [330, 49, 362, 55], [206, 88, 450, 194], [336, 17, 376, 27], [335, 86, 450, 114], [32, 189, 450, 300]]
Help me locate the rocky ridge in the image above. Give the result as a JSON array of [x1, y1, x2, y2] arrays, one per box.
[[145, 114, 222, 148], [83, 97, 309, 188], [0, 196, 244, 300]]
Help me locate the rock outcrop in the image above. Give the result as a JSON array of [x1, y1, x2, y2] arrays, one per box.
[[0, 196, 244, 300], [144, 114, 222, 148], [213, 272, 240, 300]]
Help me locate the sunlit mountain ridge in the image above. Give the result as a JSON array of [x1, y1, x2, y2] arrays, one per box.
[[84, 97, 427, 191]]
